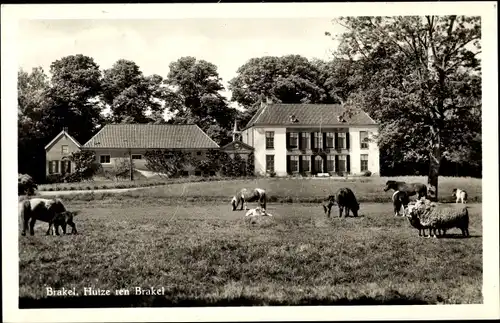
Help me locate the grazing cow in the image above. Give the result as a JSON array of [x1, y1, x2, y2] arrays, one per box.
[[452, 188, 468, 204], [52, 210, 79, 235], [19, 198, 77, 236], [231, 188, 266, 211], [392, 190, 410, 217], [323, 188, 359, 218], [384, 180, 428, 199], [245, 207, 272, 217]]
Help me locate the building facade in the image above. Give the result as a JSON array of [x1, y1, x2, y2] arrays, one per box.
[[240, 103, 380, 177], [44, 128, 81, 176], [45, 124, 220, 177]]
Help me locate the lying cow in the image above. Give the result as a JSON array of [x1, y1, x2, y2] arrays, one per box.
[[245, 207, 272, 217], [392, 190, 410, 217], [19, 198, 78, 236], [231, 188, 266, 211], [384, 180, 428, 200], [452, 188, 468, 204], [323, 187, 360, 218]]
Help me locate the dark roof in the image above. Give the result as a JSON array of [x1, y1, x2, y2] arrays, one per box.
[[220, 140, 254, 151], [244, 103, 377, 129], [82, 124, 220, 149]]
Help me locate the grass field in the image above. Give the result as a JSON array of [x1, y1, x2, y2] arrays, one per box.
[[19, 198, 483, 307], [44, 176, 482, 204]]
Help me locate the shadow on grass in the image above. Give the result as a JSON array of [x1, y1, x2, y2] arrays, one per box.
[[440, 234, 482, 239], [20, 294, 431, 308]]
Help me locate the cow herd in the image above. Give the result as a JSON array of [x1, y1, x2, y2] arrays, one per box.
[[19, 181, 470, 239], [232, 181, 471, 239]]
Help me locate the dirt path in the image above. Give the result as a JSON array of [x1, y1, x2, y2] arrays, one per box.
[[37, 185, 167, 196]]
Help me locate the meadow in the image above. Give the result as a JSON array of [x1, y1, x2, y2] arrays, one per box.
[[42, 176, 483, 204], [19, 187, 483, 307]]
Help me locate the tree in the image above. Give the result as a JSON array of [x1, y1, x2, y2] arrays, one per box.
[[69, 151, 102, 181], [18, 67, 52, 182], [165, 57, 237, 145], [101, 59, 169, 123], [330, 16, 481, 199], [229, 55, 329, 126], [44, 54, 104, 144]]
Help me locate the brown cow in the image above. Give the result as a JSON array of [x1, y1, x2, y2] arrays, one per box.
[[231, 188, 266, 211], [384, 180, 428, 200]]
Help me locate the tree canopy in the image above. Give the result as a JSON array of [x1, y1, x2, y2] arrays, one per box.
[[164, 56, 237, 145], [329, 16, 482, 197]]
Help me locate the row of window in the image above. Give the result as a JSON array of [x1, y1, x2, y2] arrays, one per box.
[[265, 154, 369, 173], [98, 155, 142, 164], [47, 160, 72, 174], [265, 131, 369, 150]]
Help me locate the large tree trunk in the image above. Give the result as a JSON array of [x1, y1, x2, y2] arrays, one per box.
[[427, 129, 441, 202]]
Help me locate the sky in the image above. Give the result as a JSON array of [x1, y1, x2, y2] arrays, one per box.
[[18, 18, 342, 108]]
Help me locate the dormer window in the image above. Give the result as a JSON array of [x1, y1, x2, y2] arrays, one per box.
[[289, 114, 299, 123], [337, 116, 345, 123]]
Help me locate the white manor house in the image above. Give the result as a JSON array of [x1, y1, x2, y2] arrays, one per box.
[[239, 103, 380, 177]]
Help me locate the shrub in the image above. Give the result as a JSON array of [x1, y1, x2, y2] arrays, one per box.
[[69, 151, 102, 181], [19, 174, 38, 196], [363, 170, 372, 177], [267, 170, 277, 178], [145, 150, 191, 177], [46, 173, 64, 184]]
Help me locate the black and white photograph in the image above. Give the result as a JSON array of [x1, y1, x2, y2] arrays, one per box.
[[2, 2, 499, 322]]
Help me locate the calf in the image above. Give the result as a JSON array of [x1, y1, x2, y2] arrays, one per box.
[[452, 188, 468, 204], [245, 207, 272, 217], [323, 188, 360, 218], [392, 190, 410, 217], [19, 198, 77, 236], [231, 188, 266, 211], [384, 180, 428, 199]]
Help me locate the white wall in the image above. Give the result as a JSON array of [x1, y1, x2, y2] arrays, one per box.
[[248, 125, 380, 177], [252, 127, 287, 176], [348, 126, 380, 175]]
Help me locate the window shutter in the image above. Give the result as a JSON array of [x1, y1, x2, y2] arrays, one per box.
[[347, 155, 351, 173], [323, 156, 327, 173], [298, 132, 302, 150], [67, 161, 72, 173], [54, 161, 59, 173], [346, 132, 350, 150], [48, 161, 53, 174], [61, 161, 66, 174], [335, 155, 339, 173], [322, 133, 327, 149], [334, 132, 339, 149], [298, 155, 303, 173], [286, 132, 290, 149], [286, 155, 291, 173], [310, 132, 315, 149]]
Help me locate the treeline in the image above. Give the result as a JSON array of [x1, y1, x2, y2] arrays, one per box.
[[19, 16, 482, 184]]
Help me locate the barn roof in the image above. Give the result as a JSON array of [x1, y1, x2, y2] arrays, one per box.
[[244, 103, 377, 129], [82, 124, 220, 149]]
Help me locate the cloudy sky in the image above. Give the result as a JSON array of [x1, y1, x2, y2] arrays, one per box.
[[18, 18, 341, 105]]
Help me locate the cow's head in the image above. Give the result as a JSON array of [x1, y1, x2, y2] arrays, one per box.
[[230, 196, 237, 211], [352, 202, 360, 217], [383, 180, 395, 192]]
